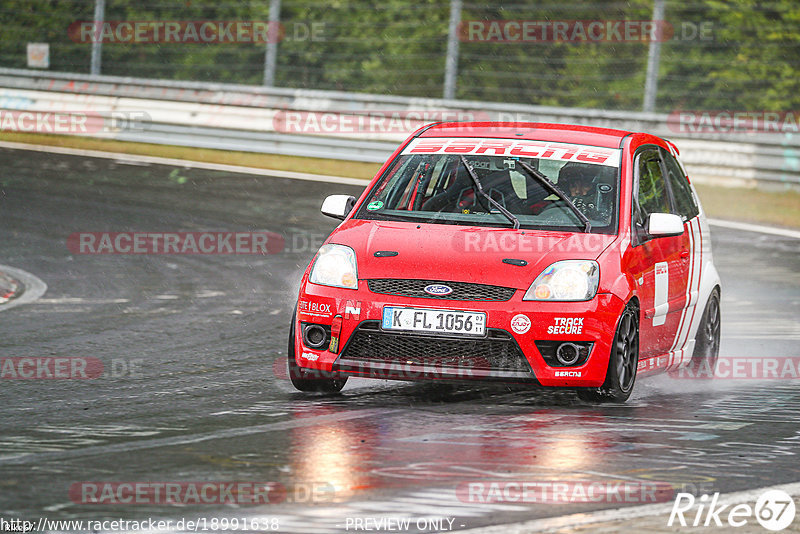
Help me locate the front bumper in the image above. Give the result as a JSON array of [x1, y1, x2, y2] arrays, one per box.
[[293, 281, 626, 387]]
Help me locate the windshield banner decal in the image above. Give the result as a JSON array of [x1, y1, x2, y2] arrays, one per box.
[[402, 138, 621, 166]]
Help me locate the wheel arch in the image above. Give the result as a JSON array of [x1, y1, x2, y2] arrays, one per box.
[[686, 258, 722, 348]]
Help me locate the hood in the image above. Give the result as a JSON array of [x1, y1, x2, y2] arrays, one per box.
[[329, 220, 616, 290]]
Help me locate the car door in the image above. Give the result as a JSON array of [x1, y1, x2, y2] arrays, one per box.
[[627, 147, 688, 360], [661, 147, 702, 358]]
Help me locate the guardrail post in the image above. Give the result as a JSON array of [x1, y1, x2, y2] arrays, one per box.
[[90, 0, 105, 75], [443, 0, 462, 100], [643, 0, 664, 112], [263, 0, 282, 86]]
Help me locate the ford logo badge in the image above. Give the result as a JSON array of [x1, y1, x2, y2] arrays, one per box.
[[424, 284, 453, 296]]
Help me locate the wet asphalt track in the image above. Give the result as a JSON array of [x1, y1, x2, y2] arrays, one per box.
[[1, 146, 799, 533]]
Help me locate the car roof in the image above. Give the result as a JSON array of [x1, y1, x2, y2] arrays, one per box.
[[417, 122, 637, 149]]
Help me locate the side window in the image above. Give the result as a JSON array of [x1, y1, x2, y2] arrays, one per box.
[[637, 153, 671, 215], [663, 152, 699, 220], [633, 149, 671, 244]]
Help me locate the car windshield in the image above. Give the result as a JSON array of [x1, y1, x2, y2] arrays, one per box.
[[356, 138, 621, 233]]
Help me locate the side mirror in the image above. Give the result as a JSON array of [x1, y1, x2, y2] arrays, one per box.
[[321, 195, 356, 220], [647, 213, 684, 237]]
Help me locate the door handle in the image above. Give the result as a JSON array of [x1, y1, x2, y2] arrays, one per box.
[[680, 250, 690, 261]]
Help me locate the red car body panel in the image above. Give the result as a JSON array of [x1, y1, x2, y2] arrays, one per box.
[[292, 122, 720, 390], [333, 220, 617, 290]]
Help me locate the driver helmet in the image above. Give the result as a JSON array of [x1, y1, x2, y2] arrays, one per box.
[[558, 162, 596, 198]]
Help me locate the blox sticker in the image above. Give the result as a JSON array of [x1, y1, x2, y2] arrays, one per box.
[[298, 298, 334, 320]]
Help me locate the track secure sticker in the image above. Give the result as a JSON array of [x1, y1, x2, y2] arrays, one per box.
[[367, 201, 384, 211], [510, 314, 531, 334], [547, 317, 584, 335]]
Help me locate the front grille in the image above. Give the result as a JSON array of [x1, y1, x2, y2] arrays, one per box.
[[338, 321, 532, 373], [366, 279, 516, 301]]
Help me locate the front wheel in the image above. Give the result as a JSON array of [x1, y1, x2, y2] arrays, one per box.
[[577, 303, 639, 403], [287, 311, 347, 393]]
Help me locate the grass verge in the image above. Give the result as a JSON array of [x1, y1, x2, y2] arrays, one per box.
[[0, 132, 381, 180], [694, 184, 800, 229], [2, 132, 798, 228]]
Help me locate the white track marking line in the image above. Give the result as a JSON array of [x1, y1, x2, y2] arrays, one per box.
[[0, 140, 370, 186], [708, 218, 800, 239], [0, 265, 47, 312], [3, 142, 800, 241]]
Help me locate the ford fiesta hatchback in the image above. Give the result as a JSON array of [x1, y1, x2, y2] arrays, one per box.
[[288, 122, 721, 402]]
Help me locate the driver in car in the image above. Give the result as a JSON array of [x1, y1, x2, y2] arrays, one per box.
[[558, 162, 603, 220]]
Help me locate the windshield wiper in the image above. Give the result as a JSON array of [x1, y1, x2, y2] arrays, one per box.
[[517, 160, 592, 232], [459, 156, 520, 230], [369, 211, 426, 222]]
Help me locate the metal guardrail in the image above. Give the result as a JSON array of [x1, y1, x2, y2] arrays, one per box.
[[120, 123, 397, 163], [0, 68, 798, 188]]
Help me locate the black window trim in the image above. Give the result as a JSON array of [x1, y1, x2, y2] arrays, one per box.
[[631, 144, 673, 247], [355, 151, 622, 234], [658, 146, 699, 223]]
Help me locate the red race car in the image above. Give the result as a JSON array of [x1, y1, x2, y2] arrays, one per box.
[[288, 122, 721, 402]]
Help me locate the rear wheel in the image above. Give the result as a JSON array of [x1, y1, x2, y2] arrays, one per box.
[[287, 311, 347, 393], [577, 303, 639, 403], [686, 289, 721, 377]]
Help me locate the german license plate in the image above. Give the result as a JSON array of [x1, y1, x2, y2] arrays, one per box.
[[381, 307, 486, 337]]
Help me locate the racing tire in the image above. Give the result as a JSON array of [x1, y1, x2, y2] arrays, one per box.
[[287, 311, 347, 393], [686, 288, 721, 378], [577, 303, 639, 403]]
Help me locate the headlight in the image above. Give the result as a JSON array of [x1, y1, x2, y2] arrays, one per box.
[[523, 260, 599, 301], [309, 244, 358, 290]]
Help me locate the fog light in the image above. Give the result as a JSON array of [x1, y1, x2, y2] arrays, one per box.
[[556, 343, 582, 366], [534, 340, 593, 367], [303, 324, 327, 349]]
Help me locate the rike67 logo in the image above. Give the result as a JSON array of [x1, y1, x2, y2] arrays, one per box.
[[669, 489, 796, 531]]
